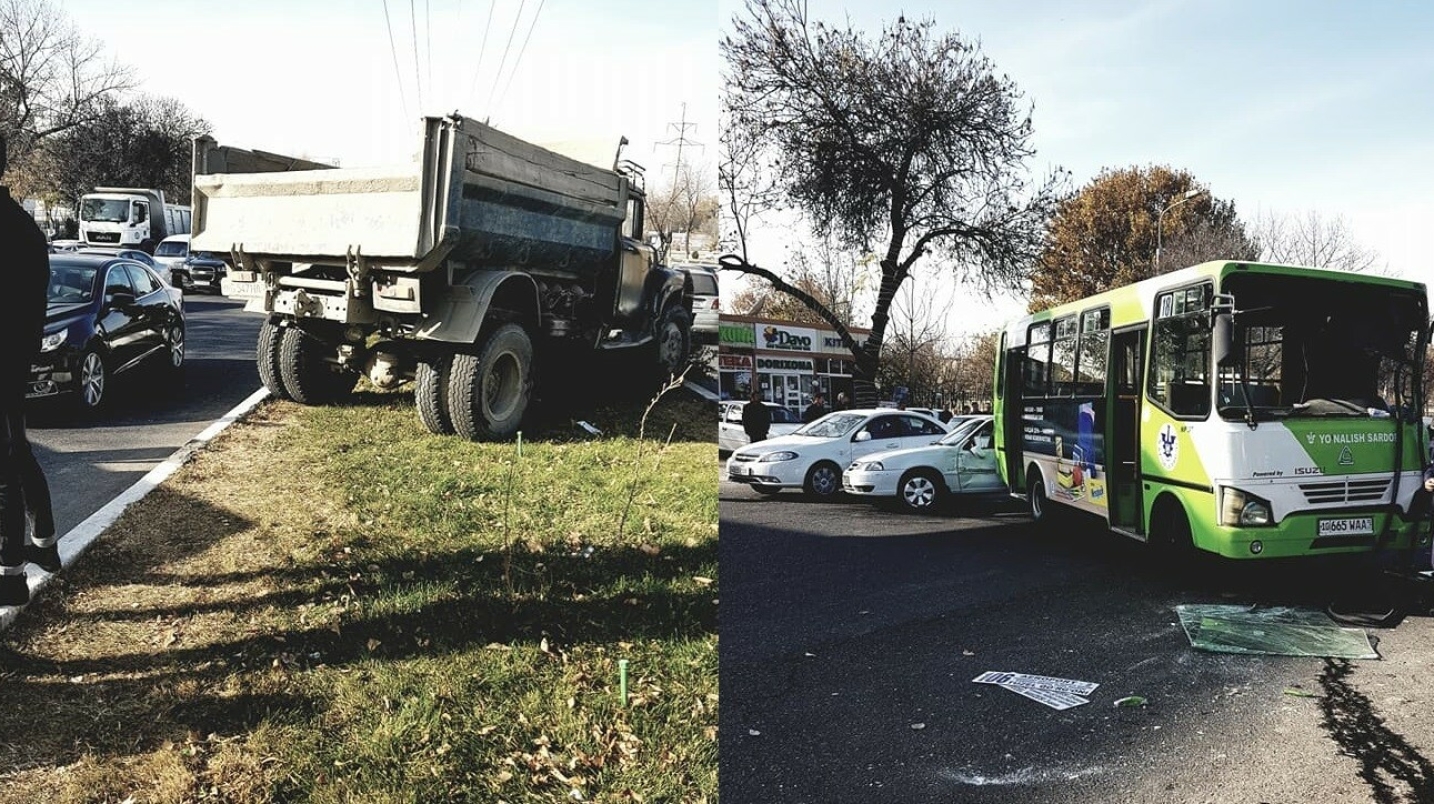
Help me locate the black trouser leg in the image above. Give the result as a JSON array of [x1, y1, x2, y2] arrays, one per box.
[[6, 408, 55, 548], [0, 409, 27, 570]]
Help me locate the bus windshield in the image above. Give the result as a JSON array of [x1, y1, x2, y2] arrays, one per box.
[[1215, 272, 1425, 421], [80, 198, 130, 223]]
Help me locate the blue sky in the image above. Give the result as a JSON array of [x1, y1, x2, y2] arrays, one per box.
[[720, 0, 1434, 331], [55, 0, 717, 175]]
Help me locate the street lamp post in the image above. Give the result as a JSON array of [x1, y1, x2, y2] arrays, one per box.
[[1155, 188, 1207, 272]]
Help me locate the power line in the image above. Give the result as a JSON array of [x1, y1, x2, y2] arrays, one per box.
[[485, 0, 526, 113], [494, 0, 544, 110], [466, 0, 497, 111], [409, 0, 423, 110], [381, 0, 411, 119]]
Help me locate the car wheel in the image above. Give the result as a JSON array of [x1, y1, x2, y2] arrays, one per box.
[[899, 469, 946, 513], [415, 354, 456, 436], [803, 461, 842, 499], [256, 320, 290, 400], [163, 323, 186, 372], [1151, 498, 1196, 568], [448, 323, 533, 441], [278, 324, 356, 405], [74, 348, 108, 412], [752, 484, 782, 496]]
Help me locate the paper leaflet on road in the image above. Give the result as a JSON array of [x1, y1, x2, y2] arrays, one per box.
[[1001, 685, 1090, 710], [972, 671, 1100, 697]]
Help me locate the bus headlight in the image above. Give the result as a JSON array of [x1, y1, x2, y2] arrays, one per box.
[[1221, 487, 1273, 527]]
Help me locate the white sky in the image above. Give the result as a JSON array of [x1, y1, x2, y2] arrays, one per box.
[[57, 0, 717, 180], [719, 0, 1434, 338]]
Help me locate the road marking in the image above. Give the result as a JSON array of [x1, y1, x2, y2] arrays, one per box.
[[0, 387, 272, 631]]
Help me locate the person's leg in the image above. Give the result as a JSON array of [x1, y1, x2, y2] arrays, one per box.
[[8, 409, 58, 571], [0, 409, 27, 605]]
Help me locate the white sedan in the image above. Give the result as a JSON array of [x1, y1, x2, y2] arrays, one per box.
[[718, 401, 805, 453], [842, 416, 1005, 513], [725, 408, 951, 498]]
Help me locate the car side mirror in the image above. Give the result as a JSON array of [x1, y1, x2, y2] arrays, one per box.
[[107, 291, 136, 308], [854, 431, 872, 442]]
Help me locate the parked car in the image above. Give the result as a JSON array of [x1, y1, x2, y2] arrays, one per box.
[[725, 408, 951, 498], [678, 264, 719, 343], [718, 400, 804, 453], [48, 239, 82, 253], [32, 253, 185, 412], [843, 415, 1004, 513], [76, 247, 168, 283]]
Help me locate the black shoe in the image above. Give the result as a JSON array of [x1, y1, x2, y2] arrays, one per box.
[[0, 575, 27, 607], [25, 544, 60, 573]]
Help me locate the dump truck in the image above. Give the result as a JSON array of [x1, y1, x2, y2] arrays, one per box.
[[78, 187, 190, 252], [190, 114, 692, 440]]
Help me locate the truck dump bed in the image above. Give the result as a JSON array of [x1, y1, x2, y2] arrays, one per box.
[[191, 115, 630, 273]]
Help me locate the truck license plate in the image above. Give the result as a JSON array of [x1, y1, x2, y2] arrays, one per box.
[[1318, 517, 1374, 536]]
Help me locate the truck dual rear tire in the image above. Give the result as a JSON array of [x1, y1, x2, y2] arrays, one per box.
[[256, 321, 290, 401], [448, 323, 533, 441], [278, 325, 357, 405], [415, 354, 456, 435]]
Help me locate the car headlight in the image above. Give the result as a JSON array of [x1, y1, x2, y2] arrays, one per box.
[[756, 451, 799, 463], [856, 461, 884, 472], [1221, 487, 1273, 527], [40, 331, 65, 353]]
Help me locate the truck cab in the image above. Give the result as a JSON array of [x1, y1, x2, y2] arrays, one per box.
[[78, 188, 191, 253]]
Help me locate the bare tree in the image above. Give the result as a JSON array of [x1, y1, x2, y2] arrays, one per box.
[[721, 0, 1061, 403], [1253, 209, 1382, 273], [727, 237, 873, 327], [0, 0, 134, 161], [647, 159, 718, 263], [881, 266, 957, 403]]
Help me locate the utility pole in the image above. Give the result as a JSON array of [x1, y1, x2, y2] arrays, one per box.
[[658, 103, 703, 258]]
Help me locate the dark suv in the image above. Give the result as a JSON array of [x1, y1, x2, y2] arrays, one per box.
[[179, 249, 228, 294]]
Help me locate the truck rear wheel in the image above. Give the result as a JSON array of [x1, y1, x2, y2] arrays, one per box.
[[415, 354, 456, 435], [278, 325, 356, 405], [449, 323, 533, 441], [256, 320, 290, 400]]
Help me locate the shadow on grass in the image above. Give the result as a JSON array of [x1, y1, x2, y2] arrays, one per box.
[[1319, 658, 1434, 804], [0, 487, 715, 768]]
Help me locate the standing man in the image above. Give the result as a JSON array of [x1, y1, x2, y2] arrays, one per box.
[[741, 387, 772, 445], [0, 133, 59, 606], [803, 391, 827, 423]]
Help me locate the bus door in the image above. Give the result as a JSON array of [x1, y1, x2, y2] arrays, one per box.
[[1000, 342, 1025, 492], [1108, 325, 1146, 533]]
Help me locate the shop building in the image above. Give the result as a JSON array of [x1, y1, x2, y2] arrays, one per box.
[[718, 314, 868, 412]]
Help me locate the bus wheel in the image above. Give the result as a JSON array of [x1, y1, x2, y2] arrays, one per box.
[[1153, 499, 1195, 567], [1028, 473, 1051, 527]]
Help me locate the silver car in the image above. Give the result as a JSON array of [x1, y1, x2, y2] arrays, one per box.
[[680, 265, 719, 343]]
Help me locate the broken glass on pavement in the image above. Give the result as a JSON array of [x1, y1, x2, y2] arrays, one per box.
[[1176, 604, 1379, 660]]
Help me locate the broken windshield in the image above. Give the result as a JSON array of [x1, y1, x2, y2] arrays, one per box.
[[1216, 272, 1425, 421]]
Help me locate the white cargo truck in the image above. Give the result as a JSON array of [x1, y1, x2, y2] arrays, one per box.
[[78, 187, 190, 252], [191, 114, 693, 440]]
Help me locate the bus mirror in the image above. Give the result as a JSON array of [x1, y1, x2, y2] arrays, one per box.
[[1213, 312, 1234, 366]]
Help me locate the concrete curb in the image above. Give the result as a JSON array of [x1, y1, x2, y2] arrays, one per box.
[[684, 380, 719, 402], [0, 386, 272, 631]]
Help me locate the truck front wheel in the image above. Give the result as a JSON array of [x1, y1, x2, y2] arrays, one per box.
[[654, 304, 691, 380], [448, 323, 533, 441], [415, 354, 456, 435], [278, 325, 356, 405]]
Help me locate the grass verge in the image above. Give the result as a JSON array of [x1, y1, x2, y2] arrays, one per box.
[[0, 385, 718, 803]]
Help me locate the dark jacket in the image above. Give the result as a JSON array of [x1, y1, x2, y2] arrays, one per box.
[[802, 401, 827, 423], [0, 187, 48, 378], [742, 401, 772, 440]]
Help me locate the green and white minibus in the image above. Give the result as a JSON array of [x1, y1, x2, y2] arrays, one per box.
[[994, 260, 1430, 559]]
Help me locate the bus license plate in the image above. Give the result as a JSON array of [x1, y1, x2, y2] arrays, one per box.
[[1318, 517, 1374, 537]]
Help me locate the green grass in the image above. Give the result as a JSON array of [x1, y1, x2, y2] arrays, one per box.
[[0, 385, 717, 804]]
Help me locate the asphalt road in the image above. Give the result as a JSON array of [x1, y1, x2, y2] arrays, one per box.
[[28, 295, 262, 537], [719, 473, 1434, 804]]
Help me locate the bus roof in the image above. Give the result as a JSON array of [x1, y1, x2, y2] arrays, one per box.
[[1006, 260, 1427, 339]]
